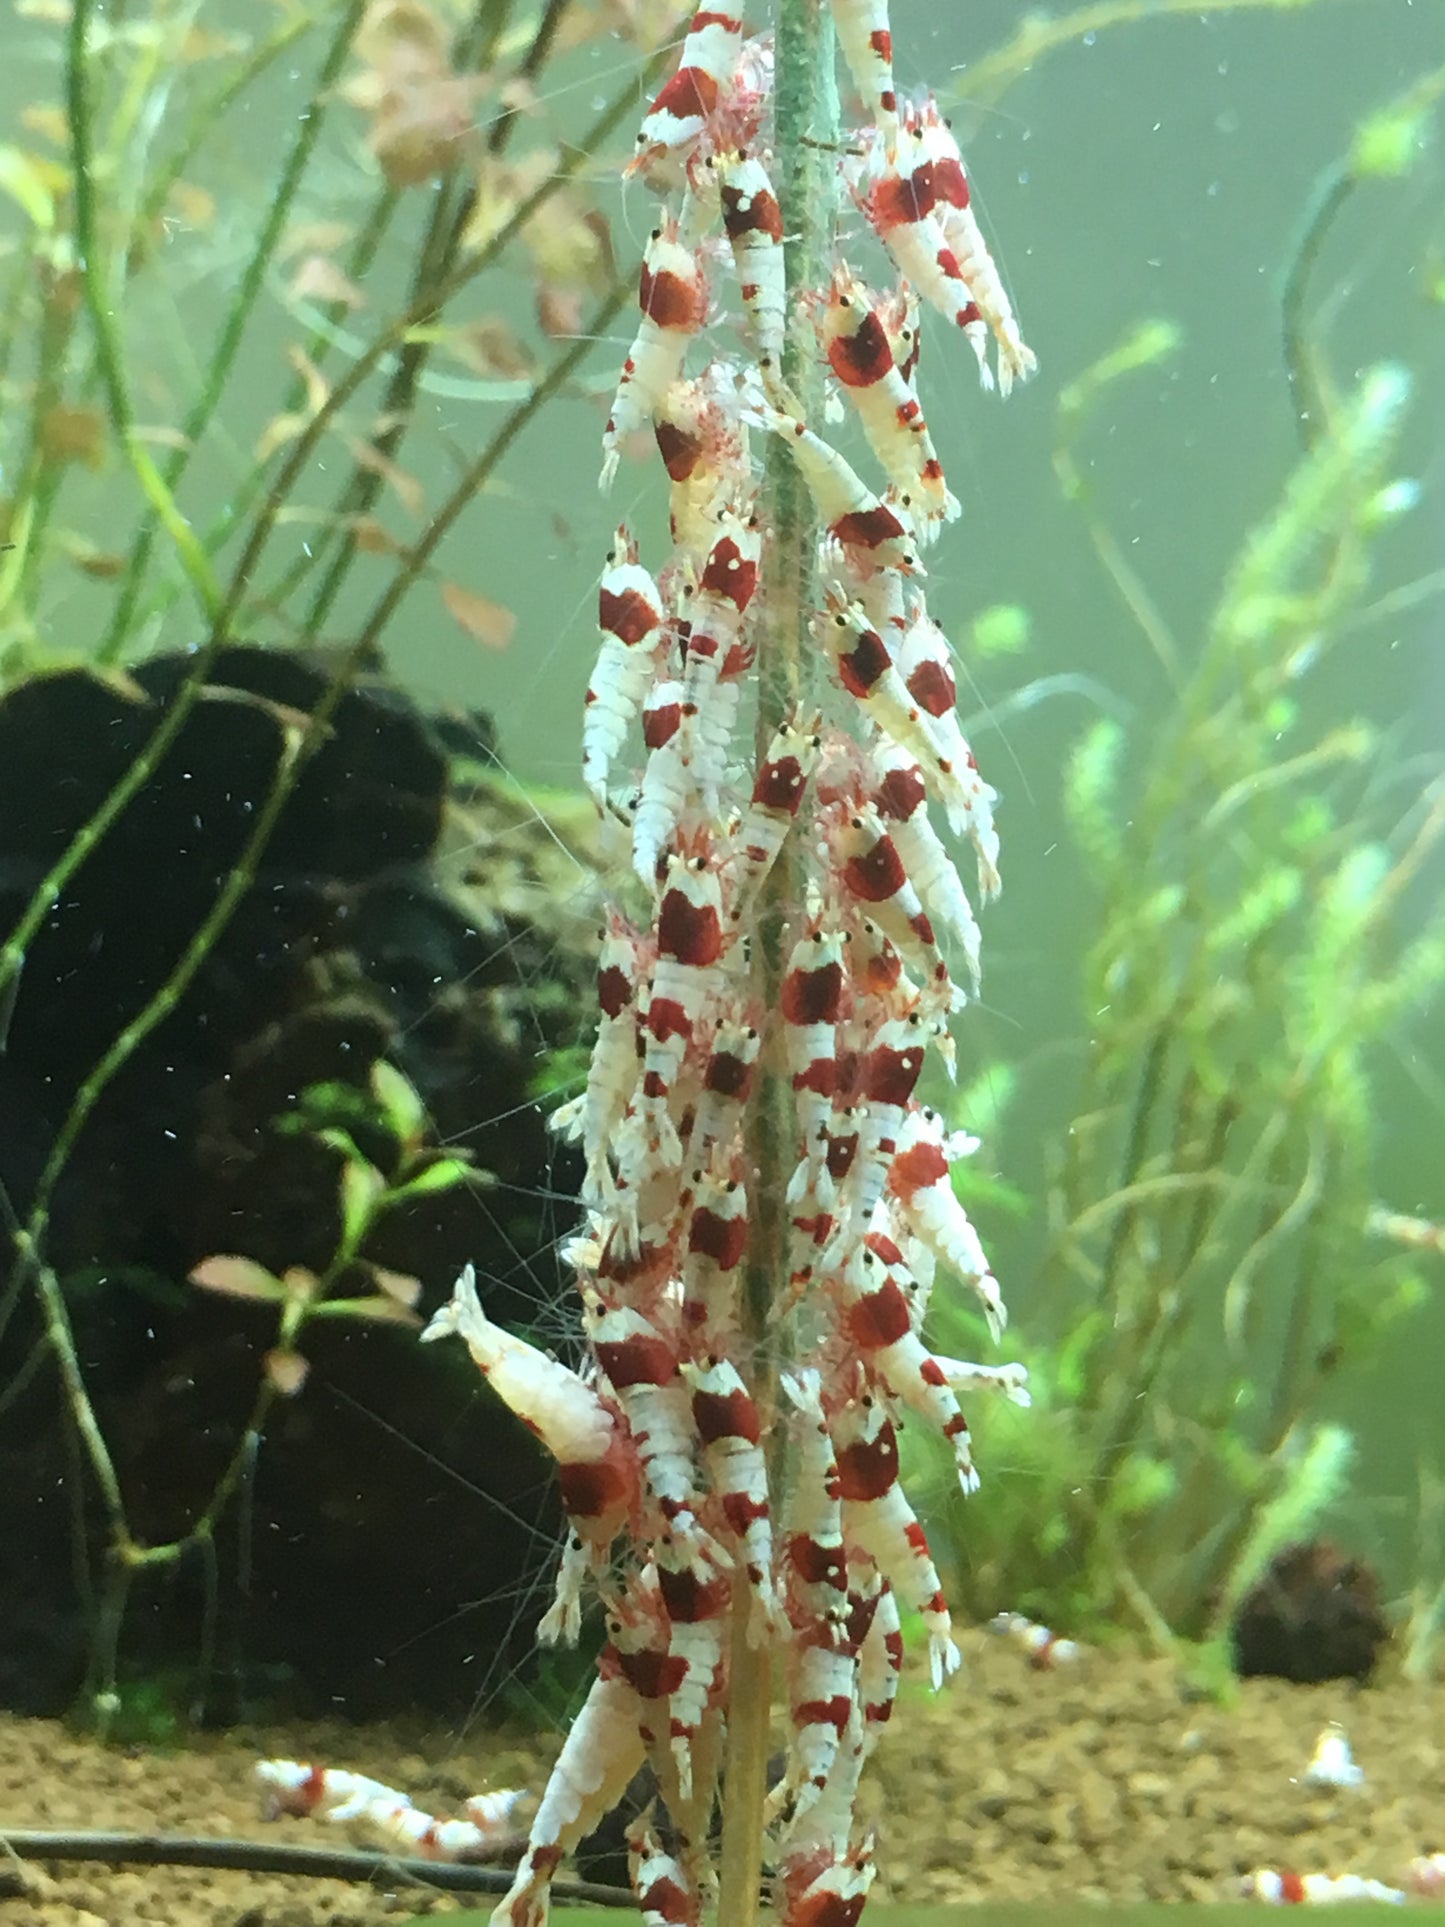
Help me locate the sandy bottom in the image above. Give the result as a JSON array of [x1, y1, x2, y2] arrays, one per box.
[[0, 1636, 1440, 1924]]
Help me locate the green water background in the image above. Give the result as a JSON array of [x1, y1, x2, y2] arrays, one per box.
[[2, 0, 1441, 1610]]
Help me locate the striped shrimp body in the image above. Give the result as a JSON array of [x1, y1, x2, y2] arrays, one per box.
[[751, 400, 923, 577], [628, 1813, 702, 1927], [839, 1011, 931, 1232], [827, 0, 898, 157], [780, 926, 848, 1206], [820, 595, 968, 822], [915, 97, 1037, 395], [491, 1662, 647, 1927], [830, 805, 951, 1004], [678, 506, 762, 781], [635, 854, 729, 1160], [681, 1164, 749, 1343], [680, 1353, 777, 1637], [886, 1107, 1006, 1339], [870, 741, 981, 990], [603, 222, 710, 488], [655, 1541, 732, 1802], [584, 1295, 712, 1562], [895, 600, 1001, 886], [730, 719, 823, 921], [632, 679, 689, 886], [583, 528, 666, 808], [630, 7, 746, 187], [822, 264, 956, 532], [717, 149, 787, 373], [555, 913, 645, 1204], [831, 1395, 960, 1688], [835, 1236, 979, 1493]]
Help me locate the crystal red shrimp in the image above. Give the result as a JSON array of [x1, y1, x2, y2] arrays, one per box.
[[778, 1370, 849, 1634], [780, 925, 848, 1205], [819, 594, 968, 810], [688, 1011, 760, 1160], [849, 123, 991, 374], [603, 220, 710, 487], [827, 0, 898, 157], [629, 7, 746, 185], [870, 741, 982, 989], [854, 1571, 903, 1746], [773, 1616, 859, 1825], [632, 679, 689, 886], [628, 1811, 702, 1927], [821, 264, 956, 531], [492, 1658, 647, 1927], [654, 373, 752, 559], [778, 1840, 876, 1927], [681, 1163, 748, 1341], [751, 399, 923, 576], [830, 1393, 960, 1687], [680, 1352, 776, 1636], [836, 1010, 931, 1232], [831, 804, 951, 1002], [553, 912, 645, 1204], [895, 598, 1001, 885], [582, 1293, 711, 1559], [915, 96, 1037, 395], [633, 852, 728, 1159], [730, 718, 823, 921], [886, 1107, 1006, 1338], [834, 1235, 979, 1492], [693, 635, 755, 808], [583, 527, 667, 808], [655, 1535, 732, 1800], [717, 148, 787, 372], [422, 1267, 637, 1644], [678, 505, 762, 776]]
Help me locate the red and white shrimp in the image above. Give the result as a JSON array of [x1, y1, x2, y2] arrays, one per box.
[[632, 678, 689, 885], [855, 1573, 903, 1747], [655, 372, 753, 560], [693, 635, 754, 807], [780, 925, 848, 1205], [552, 913, 646, 1204], [603, 220, 710, 487], [830, 805, 951, 1002], [886, 1107, 1006, 1338], [730, 718, 823, 920], [678, 504, 762, 781], [833, 1235, 979, 1492], [751, 399, 923, 576], [870, 742, 981, 990], [583, 528, 667, 808], [821, 265, 956, 532], [628, 1811, 702, 1926], [827, 0, 898, 156], [778, 1838, 877, 1927], [831, 1394, 960, 1687], [633, 852, 728, 1158], [915, 97, 1037, 394], [422, 1266, 637, 1644], [493, 1659, 647, 1927], [717, 148, 787, 373], [849, 124, 991, 374], [630, 7, 746, 186], [989, 1610, 1081, 1669], [838, 1011, 932, 1231], [655, 1536, 732, 1800], [681, 1163, 749, 1342], [773, 1619, 858, 1825], [895, 599, 1000, 887], [819, 595, 967, 810], [688, 1011, 760, 1160], [680, 1353, 776, 1636], [583, 1294, 710, 1559], [778, 1370, 849, 1633]]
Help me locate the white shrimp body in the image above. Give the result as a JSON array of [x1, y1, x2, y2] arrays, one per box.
[[831, 805, 950, 1006], [780, 927, 848, 1205], [731, 719, 823, 920], [491, 1666, 647, 1927], [717, 149, 787, 372], [778, 1371, 849, 1634], [678, 505, 762, 781], [751, 401, 922, 576], [634, 854, 728, 1159], [886, 1108, 1006, 1340], [628, 1813, 702, 1926], [822, 264, 956, 531], [870, 741, 981, 990], [775, 1628, 858, 1822], [689, 1014, 760, 1162], [568, 913, 645, 1203], [424, 1265, 615, 1466], [835, 1236, 978, 1493], [827, 0, 899, 156], [583, 529, 666, 809], [839, 1011, 930, 1233], [603, 222, 709, 488], [916, 97, 1037, 395], [831, 1395, 960, 1688], [856, 1575, 903, 1745], [933, 1355, 1031, 1406], [655, 1545, 732, 1802], [630, 7, 747, 185], [584, 1296, 707, 1552], [679, 1354, 776, 1637], [895, 600, 1001, 888], [632, 680, 689, 887], [681, 1166, 749, 1342]]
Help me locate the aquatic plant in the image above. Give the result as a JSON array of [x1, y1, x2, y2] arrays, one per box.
[[416, 1, 1038, 1919], [926, 71, 1445, 1670]]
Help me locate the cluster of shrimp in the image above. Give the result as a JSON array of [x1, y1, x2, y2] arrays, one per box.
[[423, 6, 1035, 1925]]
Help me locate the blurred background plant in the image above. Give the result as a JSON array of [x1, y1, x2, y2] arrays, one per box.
[[921, 69, 1445, 1682]]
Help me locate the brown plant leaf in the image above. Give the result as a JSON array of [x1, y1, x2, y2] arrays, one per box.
[[189, 1256, 286, 1302], [39, 403, 106, 469], [289, 253, 366, 311], [442, 581, 515, 650]]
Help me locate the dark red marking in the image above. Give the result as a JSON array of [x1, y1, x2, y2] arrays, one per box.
[[835, 1416, 898, 1502], [618, 1647, 688, 1699], [559, 1457, 628, 1521], [655, 417, 702, 480], [862, 1041, 923, 1107], [657, 887, 723, 965], [689, 1202, 747, 1268], [699, 534, 758, 611], [691, 1385, 760, 1445], [646, 994, 692, 1045], [890, 1138, 950, 1196], [595, 1332, 676, 1389], [788, 1533, 846, 1591], [599, 585, 658, 647], [705, 1044, 755, 1097], [720, 183, 784, 242], [643, 699, 682, 749], [597, 961, 632, 1018], [868, 165, 936, 229], [832, 504, 906, 552], [835, 619, 891, 699], [640, 261, 705, 331], [875, 762, 926, 822], [752, 753, 807, 813], [645, 64, 720, 130], [845, 1273, 912, 1350], [843, 828, 906, 902], [781, 957, 843, 1024], [827, 307, 892, 389], [657, 1563, 729, 1623], [906, 659, 954, 717], [796, 1693, 853, 1733]]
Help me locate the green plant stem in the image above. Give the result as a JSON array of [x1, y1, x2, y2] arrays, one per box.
[[66, 0, 221, 623], [717, 5, 836, 1923], [96, 0, 367, 665]]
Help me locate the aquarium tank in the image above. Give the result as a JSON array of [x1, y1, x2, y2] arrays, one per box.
[[0, 0, 1440, 1923]]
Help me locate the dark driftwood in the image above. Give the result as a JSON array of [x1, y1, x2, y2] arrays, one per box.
[[0, 1828, 633, 1908]]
